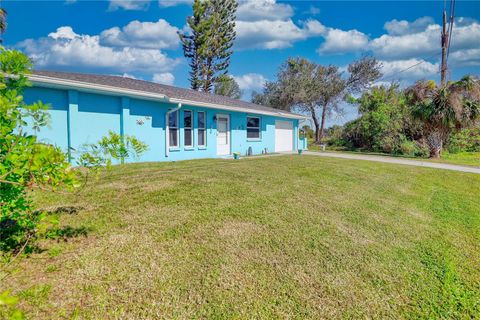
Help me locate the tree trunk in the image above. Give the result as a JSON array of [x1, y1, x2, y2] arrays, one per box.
[[310, 107, 321, 144], [203, 56, 213, 92], [318, 104, 328, 144], [426, 130, 444, 159]]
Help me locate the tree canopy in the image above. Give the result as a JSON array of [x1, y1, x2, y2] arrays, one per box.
[[253, 57, 382, 144], [406, 76, 480, 157], [179, 0, 237, 92], [213, 75, 242, 99], [321, 76, 480, 159]]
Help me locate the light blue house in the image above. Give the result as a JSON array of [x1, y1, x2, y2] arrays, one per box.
[[24, 71, 307, 163]]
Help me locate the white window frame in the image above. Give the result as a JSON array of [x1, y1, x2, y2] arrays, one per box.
[[184, 110, 193, 148], [246, 116, 261, 140], [169, 110, 179, 148], [197, 111, 206, 147]]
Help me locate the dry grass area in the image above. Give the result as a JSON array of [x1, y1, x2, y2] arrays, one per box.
[[2, 155, 480, 319]]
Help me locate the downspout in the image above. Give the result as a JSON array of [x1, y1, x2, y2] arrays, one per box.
[[165, 103, 182, 157]]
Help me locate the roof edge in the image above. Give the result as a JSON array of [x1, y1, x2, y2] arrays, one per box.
[[29, 74, 169, 101], [28, 74, 307, 120]]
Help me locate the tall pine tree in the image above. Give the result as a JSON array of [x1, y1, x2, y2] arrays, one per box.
[[179, 0, 237, 92], [178, 0, 208, 90]]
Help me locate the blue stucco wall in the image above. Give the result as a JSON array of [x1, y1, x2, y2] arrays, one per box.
[[23, 86, 299, 163], [24, 87, 69, 149]]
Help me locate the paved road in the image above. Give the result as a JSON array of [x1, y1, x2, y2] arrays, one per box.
[[303, 151, 480, 174]]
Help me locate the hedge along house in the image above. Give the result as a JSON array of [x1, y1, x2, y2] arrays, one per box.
[[23, 71, 308, 163]]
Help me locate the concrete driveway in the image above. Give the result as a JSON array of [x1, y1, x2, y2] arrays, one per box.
[[303, 151, 480, 174]]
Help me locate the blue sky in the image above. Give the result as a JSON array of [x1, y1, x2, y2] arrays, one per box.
[[4, 0, 480, 126]]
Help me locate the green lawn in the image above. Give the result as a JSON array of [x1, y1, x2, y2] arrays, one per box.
[[308, 143, 480, 168], [432, 151, 480, 167], [2, 156, 480, 319]]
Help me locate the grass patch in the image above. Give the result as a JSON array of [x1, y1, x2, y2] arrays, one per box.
[[310, 145, 480, 168], [433, 151, 480, 167], [2, 155, 480, 318]]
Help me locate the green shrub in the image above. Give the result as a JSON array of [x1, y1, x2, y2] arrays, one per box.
[[0, 49, 150, 254], [413, 143, 430, 158], [0, 48, 78, 253], [76, 131, 148, 168], [447, 127, 480, 153], [399, 140, 417, 156], [301, 125, 314, 140], [376, 135, 397, 154], [325, 125, 346, 147], [98, 131, 148, 164], [337, 85, 424, 155]]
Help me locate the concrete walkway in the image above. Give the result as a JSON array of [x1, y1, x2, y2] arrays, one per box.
[[303, 151, 480, 174]]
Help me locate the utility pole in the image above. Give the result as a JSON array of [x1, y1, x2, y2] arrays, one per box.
[[440, 8, 448, 87]]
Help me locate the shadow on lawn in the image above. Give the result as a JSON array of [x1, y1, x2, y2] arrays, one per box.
[[46, 226, 90, 242], [1, 206, 89, 255], [43, 206, 90, 242], [45, 206, 85, 215]]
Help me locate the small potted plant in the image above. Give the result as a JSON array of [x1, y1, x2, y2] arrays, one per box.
[[233, 152, 241, 160], [298, 149, 303, 155]]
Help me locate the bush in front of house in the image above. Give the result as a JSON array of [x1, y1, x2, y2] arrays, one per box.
[[0, 48, 79, 253], [0, 48, 149, 254]]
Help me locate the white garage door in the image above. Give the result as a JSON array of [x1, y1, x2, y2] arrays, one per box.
[[275, 120, 293, 152]]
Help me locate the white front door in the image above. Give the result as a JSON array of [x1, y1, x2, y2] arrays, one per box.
[[216, 115, 230, 155], [275, 120, 294, 152]]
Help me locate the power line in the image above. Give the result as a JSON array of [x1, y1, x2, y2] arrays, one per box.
[[446, 0, 456, 62], [378, 52, 441, 83], [375, 0, 456, 85]]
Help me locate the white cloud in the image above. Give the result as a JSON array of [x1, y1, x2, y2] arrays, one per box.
[[449, 20, 480, 51], [380, 59, 439, 80], [18, 26, 180, 73], [303, 19, 327, 36], [233, 73, 266, 91], [369, 24, 439, 59], [121, 73, 138, 79], [158, 0, 192, 7], [100, 19, 179, 49], [449, 49, 480, 67], [235, 14, 477, 59], [48, 26, 77, 40], [236, 0, 293, 22], [455, 17, 478, 27], [108, 0, 150, 11], [236, 19, 310, 49], [370, 19, 480, 60], [312, 16, 479, 64], [317, 28, 369, 54], [384, 16, 434, 35], [304, 6, 320, 16], [234, 0, 326, 50], [152, 72, 175, 85]]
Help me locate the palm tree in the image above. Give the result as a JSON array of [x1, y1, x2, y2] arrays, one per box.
[[407, 76, 480, 158]]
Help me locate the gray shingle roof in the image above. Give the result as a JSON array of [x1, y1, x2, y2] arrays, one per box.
[[31, 70, 304, 119]]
